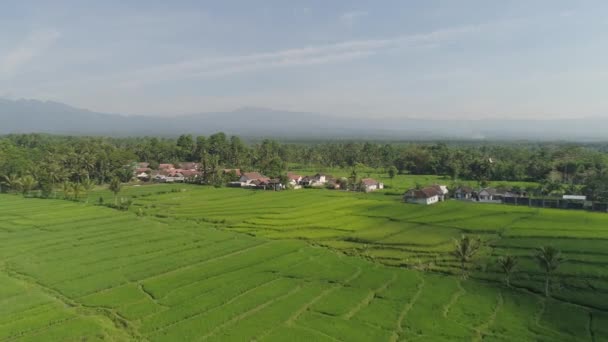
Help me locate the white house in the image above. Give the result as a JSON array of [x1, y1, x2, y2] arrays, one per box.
[[454, 186, 474, 200], [478, 188, 505, 203], [403, 187, 441, 205], [236, 172, 270, 187], [563, 195, 587, 201], [430, 184, 449, 200], [301, 173, 328, 187], [287, 172, 303, 189], [360, 178, 384, 192]]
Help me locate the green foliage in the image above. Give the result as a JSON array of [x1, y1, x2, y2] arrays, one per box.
[[497, 255, 518, 287], [536, 246, 564, 297], [0, 189, 605, 340], [452, 235, 482, 277]]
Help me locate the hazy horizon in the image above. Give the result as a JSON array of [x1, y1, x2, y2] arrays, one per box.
[[1, 1, 607, 119]]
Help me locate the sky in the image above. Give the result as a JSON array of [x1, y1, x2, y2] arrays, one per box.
[[0, 1, 607, 119]]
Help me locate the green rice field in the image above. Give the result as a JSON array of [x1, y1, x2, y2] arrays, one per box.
[[1, 185, 606, 340]]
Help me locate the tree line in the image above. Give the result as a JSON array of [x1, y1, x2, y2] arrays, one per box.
[[454, 235, 563, 297], [1, 133, 608, 200]]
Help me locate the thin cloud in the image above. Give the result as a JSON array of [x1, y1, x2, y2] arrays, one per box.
[[114, 24, 480, 88], [0, 29, 60, 79], [340, 10, 368, 26]]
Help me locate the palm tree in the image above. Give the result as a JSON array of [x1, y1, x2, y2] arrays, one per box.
[[497, 255, 518, 287], [71, 182, 84, 201], [62, 182, 72, 199], [1, 174, 22, 193], [82, 178, 95, 203], [453, 235, 482, 277], [20, 175, 36, 197], [109, 177, 122, 205], [536, 246, 564, 297]]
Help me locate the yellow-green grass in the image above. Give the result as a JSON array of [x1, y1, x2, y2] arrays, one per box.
[[0, 188, 605, 341], [288, 166, 537, 192], [120, 186, 608, 310]]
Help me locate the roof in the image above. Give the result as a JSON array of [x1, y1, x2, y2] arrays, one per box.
[[137, 162, 150, 168], [479, 188, 498, 196], [361, 178, 379, 186], [135, 167, 151, 173], [287, 172, 302, 181], [242, 172, 267, 181], [159, 163, 174, 169], [563, 195, 587, 201], [180, 170, 200, 177], [223, 169, 242, 176], [179, 162, 199, 170], [455, 186, 474, 193], [430, 184, 448, 194], [404, 187, 441, 199]]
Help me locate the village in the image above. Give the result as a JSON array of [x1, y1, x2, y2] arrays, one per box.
[[129, 161, 603, 211]]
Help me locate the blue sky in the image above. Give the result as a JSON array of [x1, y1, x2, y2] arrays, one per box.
[[0, 1, 607, 118]]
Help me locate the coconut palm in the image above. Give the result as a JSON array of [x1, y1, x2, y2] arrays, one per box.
[[109, 177, 122, 205], [71, 182, 84, 201], [536, 246, 564, 297], [453, 235, 482, 277], [497, 255, 518, 287], [81, 178, 95, 203], [61, 182, 72, 199], [1, 174, 23, 193], [20, 175, 36, 197]]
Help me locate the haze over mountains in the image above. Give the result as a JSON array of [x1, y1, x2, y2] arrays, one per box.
[[0, 98, 605, 141]]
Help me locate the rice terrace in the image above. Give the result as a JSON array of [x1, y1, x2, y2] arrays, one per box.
[[1, 183, 607, 341], [4, 2, 608, 340]]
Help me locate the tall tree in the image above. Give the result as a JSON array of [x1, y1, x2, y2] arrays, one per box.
[[109, 177, 122, 205], [535, 246, 564, 297], [497, 255, 518, 287], [1, 174, 22, 193], [20, 175, 36, 197], [453, 235, 482, 277]]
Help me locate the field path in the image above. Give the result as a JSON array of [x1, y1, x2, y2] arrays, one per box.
[[389, 273, 426, 342], [3, 267, 138, 340], [199, 285, 303, 341], [442, 279, 465, 318], [473, 290, 503, 341], [285, 267, 362, 326], [589, 312, 596, 342], [149, 277, 283, 333], [343, 273, 397, 320]]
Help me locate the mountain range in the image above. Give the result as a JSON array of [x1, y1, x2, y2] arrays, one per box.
[[0, 98, 605, 141]]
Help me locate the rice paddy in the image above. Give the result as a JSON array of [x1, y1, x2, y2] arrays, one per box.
[[1, 184, 606, 340]]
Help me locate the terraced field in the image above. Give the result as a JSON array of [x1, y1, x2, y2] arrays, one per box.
[[1, 187, 606, 340]]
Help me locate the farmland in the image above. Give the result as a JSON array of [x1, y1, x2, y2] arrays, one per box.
[[1, 186, 607, 341]]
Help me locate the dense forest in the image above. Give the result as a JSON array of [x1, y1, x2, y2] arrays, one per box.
[[1, 133, 608, 200]]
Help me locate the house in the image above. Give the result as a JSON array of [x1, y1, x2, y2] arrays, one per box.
[[263, 179, 284, 191], [403, 187, 441, 205], [179, 169, 201, 179], [222, 169, 242, 177], [287, 172, 303, 189], [454, 186, 474, 200], [360, 178, 384, 192], [158, 164, 175, 172], [301, 173, 328, 187], [478, 188, 505, 202], [136, 172, 150, 181], [237, 172, 270, 187], [563, 195, 587, 201], [178, 162, 199, 170], [430, 184, 449, 200]]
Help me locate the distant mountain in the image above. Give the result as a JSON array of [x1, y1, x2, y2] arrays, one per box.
[[0, 98, 606, 141]]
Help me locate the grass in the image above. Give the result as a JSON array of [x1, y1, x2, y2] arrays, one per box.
[[0, 183, 606, 340]]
